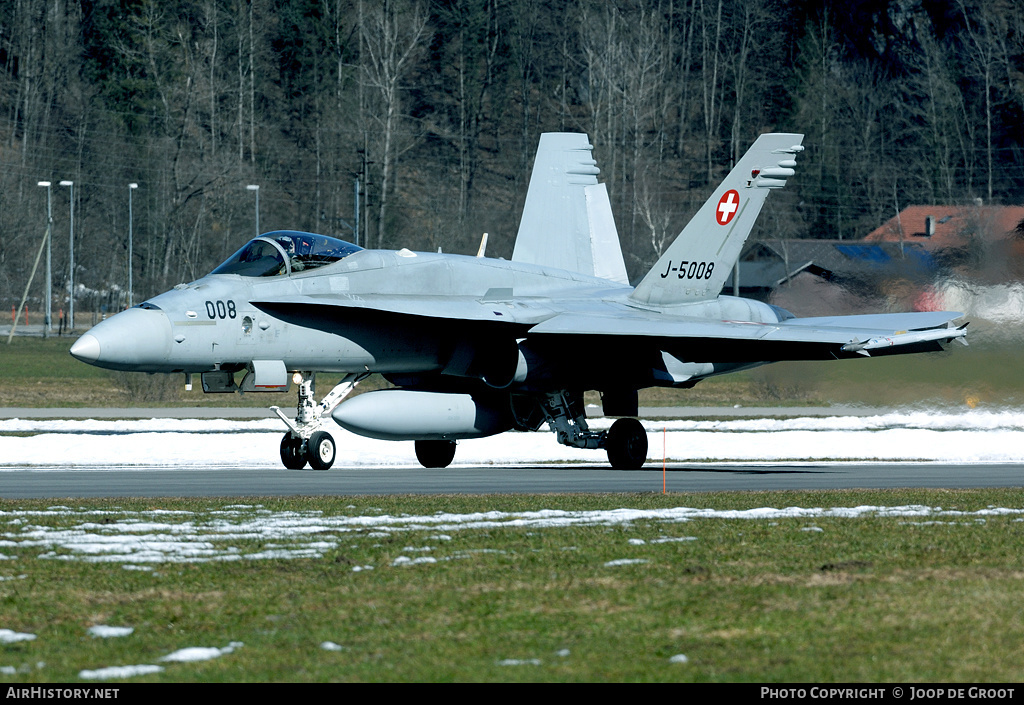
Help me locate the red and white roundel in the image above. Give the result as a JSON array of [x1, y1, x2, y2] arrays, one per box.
[[716, 189, 740, 225]]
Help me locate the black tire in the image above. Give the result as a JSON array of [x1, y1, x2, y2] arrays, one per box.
[[606, 418, 648, 470], [280, 434, 307, 470], [307, 431, 336, 470], [415, 439, 457, 468]]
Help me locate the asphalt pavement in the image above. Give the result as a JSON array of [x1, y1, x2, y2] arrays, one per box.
[[2, 463, 1022, 499]]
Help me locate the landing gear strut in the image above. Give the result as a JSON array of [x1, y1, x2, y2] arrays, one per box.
[[271, 371, 368, 470], [539, 391, 648, 470]]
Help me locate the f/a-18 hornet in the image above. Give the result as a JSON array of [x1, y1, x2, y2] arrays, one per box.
[[71, 133, 967, 470]]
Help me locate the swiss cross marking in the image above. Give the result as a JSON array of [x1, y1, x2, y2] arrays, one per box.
[[716, 189, 740, 225]]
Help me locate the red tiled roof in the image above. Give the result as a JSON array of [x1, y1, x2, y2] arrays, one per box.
[[863, 205, 1024, 248]]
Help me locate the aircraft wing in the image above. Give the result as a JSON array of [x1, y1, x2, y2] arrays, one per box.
[[256, 290, 965, 358], [527, 310, 967, 359]]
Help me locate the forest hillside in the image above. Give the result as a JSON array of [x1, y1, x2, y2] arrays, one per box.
[[2, 0, 1022, 312]]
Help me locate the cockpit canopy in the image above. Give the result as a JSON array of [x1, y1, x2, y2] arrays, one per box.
[[212, 231, 362, 277]]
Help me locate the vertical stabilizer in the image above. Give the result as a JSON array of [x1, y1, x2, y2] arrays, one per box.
[[629, 133, 804, 307], [513, 133, 629, 285]]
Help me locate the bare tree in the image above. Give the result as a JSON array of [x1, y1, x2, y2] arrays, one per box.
[[359, 0, 430, 248], [698, 0, 725, 183], [726, 0, 772, 164], [899, 20, 971, 204], [577, 2, 669, 253], [957, 0, 1010, 203]]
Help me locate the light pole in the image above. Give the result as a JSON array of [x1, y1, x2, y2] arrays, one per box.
[[128, 183, 138, 309], [60, 180, 74, 331], [247, 184, 260, 237], [37, 181, 52, 337]]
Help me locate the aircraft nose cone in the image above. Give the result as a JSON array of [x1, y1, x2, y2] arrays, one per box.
[[69, 334, 101, 363], [70, 308, 174, 371]]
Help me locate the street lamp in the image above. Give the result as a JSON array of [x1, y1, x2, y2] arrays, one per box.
[[59, 180, 74, 331], [128, 183, 138, 309], [247, 184, 260, 237], [37, 181, 52, 337]]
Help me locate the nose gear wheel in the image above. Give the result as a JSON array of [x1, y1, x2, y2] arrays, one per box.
[[280, 434, 307, 470], [271, 371, 368, 470]]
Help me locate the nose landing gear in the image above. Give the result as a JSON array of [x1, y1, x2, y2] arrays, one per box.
[[271, 371, 368, 470]]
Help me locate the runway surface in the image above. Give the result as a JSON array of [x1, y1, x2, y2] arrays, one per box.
[[2, 462, 1023, 498]]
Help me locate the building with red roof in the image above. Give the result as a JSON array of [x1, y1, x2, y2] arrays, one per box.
[[863, 204, 1024, 250]]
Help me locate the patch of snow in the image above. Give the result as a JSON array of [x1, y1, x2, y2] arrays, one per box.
[[88, 626, 133, 638], [79, 665, 163, 679], [160, 642, 243, 663], [391, 556, 437, 566], [0, 629, 35, 643]]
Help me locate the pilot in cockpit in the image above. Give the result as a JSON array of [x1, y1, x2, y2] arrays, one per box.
[[212, 231, 360, 278], [276, 235, 306, 272]]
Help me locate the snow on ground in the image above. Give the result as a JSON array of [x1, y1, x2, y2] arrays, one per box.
[[73, 642, 244, 680], [87, 626, 134, 638], [160, 642, 243, 663], [1, 500, 1021, 680], [0, 629, 36, 643], [79, 665, 164, 680], [1, 409, 1023, 467], [2, 504, 1022, 566]]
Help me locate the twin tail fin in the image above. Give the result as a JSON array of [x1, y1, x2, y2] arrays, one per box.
[[629, 133, 804, 307]]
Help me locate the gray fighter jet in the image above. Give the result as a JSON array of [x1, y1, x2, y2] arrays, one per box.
[[70, 133, 967, 470]]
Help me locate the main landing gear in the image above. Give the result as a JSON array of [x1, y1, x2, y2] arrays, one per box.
[[271, 371, 367, 470], [414, 440, 458, 468], [539, 391, 648, 470], [604, 417, 648, 470]]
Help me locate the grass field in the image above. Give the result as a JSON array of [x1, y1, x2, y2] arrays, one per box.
[[1, 334, 1016, 410], [3, 337, 1021, 683], [1, 490, 1023, 682]]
